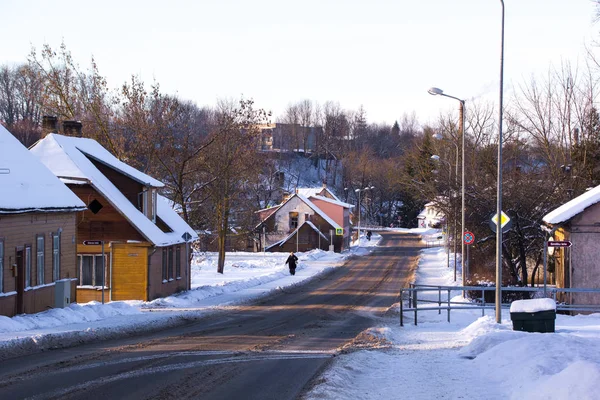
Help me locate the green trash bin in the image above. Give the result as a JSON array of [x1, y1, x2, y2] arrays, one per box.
[[509, 299, 556, 333]]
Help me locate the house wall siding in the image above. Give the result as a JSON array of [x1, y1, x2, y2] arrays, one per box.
[[566, 203, 600, 305], [0, 212, 78, 316], [148, 245, 187, 300], [70, 185, 145, 243]]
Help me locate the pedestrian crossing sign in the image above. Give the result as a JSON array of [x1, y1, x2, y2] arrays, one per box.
[[336, 228, 343, 236]]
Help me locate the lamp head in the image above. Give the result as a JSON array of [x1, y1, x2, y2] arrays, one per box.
[[430, 154, 441, 161], [428, 87, 444, 96]]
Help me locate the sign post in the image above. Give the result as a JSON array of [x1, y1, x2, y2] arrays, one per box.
[[83, 240, 105, 304]]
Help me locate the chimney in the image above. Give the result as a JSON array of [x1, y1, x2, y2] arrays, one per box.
[[42, 116, 58, 137], [63, 120, 83, 137]]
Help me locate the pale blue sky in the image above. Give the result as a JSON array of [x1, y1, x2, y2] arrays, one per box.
[[1, 0, 597, 126]]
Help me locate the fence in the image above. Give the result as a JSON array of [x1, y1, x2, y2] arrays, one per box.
[[399, 284, 600, 326]]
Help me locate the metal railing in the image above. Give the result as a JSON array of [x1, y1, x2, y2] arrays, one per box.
[[399, 283, 600, 326]]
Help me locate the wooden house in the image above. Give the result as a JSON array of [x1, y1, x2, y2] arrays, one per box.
[[257, 186, 353, 253], [30, 133, 198, 303], [543, 185, 600, 306], [0, 125, 86, 317]]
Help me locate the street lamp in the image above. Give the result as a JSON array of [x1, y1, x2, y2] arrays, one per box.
[[428, 86, 466, 288], [355, 186, 374, 242], [431, 155, 456, 281], [496, 0, 506, 323]]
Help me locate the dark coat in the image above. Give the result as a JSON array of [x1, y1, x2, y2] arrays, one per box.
[[285, 254, 298, 269]]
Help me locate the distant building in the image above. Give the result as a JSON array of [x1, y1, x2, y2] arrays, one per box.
[[417, 200, 445, 229], [255, 185, 353, 252]]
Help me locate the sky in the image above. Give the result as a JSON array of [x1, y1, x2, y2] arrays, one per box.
[[2, 232, 599, 399], [1, 0, 598, 126]]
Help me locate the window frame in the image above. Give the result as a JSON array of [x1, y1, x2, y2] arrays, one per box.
[[36, 234, 45, 286], [0, 238, 4, 293], [162, 248, 168, 282], [289, 212, 299, 230], [52, 232, 61, 281], [168, 246, 174, 281], [77, 254, 106, 287], [175, 245, 181, 279], [25, 244, 32, 288]]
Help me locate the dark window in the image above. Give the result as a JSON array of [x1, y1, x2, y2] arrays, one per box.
[[0, 239, 4, 293], [176, 246, 181, 279], [80, 255, 93, 285], [95, 255, 105, 287], [162, 248, 168, 282], [88, 199, 104, 214], [290, 212, 299, 230], [168, 247, 174, 280], [78, 255, 105, 287], [36, 235, 45, 286], [53, 232, 61, 281]]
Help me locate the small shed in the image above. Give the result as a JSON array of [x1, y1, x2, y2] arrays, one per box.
[[542, 185, 600, 306]]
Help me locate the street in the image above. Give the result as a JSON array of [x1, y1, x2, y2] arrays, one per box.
[[0, 231, 422, 400]]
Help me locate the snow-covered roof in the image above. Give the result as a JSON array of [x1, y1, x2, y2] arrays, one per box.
[[296, 193, 342, 230], [30, 134, 163, 187], [258, 193, 342, 231], [309, 194, 354, 208], [266, 220, 329, 250], [0, 125, 86, 214], [297, 187, 342, 202], [30, 134, 196, 246], [543, 185, 600, 225]]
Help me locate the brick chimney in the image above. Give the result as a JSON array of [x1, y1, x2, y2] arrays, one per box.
[[42, 116, 58, 137], [63, 120, 83, 137]]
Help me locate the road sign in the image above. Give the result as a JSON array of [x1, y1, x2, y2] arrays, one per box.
[[463, 231, 475, 245], [182, 232, 192, 242], [335, 228, 343, 236], [547, 240, 572, 248], [489, 211, 512, 233], [491, 211, 510, 228], [83, 240, 102, 246]]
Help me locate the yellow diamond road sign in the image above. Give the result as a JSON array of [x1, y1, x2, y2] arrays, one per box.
[[492, 211, 510, 228]]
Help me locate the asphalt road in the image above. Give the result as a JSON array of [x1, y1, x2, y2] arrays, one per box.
[[0, 231, 422, 400]]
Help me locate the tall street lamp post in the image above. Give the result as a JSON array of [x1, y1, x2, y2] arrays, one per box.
[[496, 0, 506, 323], [428, 87, 466, 288]]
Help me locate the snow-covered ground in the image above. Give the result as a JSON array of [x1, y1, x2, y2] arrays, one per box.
[[1, 229, 599, 400]]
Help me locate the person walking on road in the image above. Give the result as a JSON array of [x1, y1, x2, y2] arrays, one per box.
[[285, 252, 298, 275]]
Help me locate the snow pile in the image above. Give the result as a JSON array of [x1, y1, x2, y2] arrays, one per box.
[[306, 241, 600, 400]]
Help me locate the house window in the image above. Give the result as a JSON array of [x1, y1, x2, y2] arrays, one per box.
[[36, 235, 45, 286], [25, 245, 32, 288], [162, 248, 168, 282], [168, 246, 174, 280], [290, 212, 299, 230], [78, 255, 105, 286], [305, 213, 310, 223], [0, 239, 4, 293], [152, 189, 158, 223], [52, 232, 61, 281], [176, 245, 181, 279]]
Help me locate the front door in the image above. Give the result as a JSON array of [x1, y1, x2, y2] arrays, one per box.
[[15, 248, 24, 315]]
